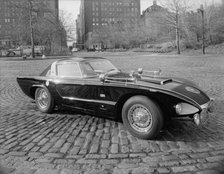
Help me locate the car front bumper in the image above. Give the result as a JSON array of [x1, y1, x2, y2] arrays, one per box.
[[193, 98, 214, 126]]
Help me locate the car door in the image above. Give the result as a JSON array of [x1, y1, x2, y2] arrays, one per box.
[[78, 61, 119, 117], [53, 61, 93, 114], [80, 78, 117, 117]]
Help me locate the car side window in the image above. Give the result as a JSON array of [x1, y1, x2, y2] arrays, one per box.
[[81, 62, 97, 77], [56, 63, 82, 77], [40, 65, 51, 76]]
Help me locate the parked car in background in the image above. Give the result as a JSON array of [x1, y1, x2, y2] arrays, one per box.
[[72, 47, 79, 52], [6, 46, 45, 57], [6, 48, 22, 57], [22, 46, 45, 56], [17, 57, 214, 139]]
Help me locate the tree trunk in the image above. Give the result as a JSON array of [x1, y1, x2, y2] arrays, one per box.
[[196, 33, 200, 42], [176, 10, 181, 54], [28, 0, 35, 58]]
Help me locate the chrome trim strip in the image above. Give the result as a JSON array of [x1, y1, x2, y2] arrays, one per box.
[[106, 77, 135, 81], [62, 96, 116, 106], [32, 84, 45, 88]]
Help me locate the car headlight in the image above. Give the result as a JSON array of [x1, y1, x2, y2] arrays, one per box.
[[175, 103, 182, 115], [174, 103, 199, 115], [185, 86, 200, 94]]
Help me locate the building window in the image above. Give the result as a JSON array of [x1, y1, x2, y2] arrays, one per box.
[[5, 19, 7, 23]]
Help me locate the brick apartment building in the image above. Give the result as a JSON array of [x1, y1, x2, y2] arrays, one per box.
[[140, 0, 174, 45], [0, 0, 59, 49], [76, 0, 140, 50]]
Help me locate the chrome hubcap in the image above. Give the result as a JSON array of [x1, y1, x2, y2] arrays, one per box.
[[128, 104, 152, 133], [37, 89, 49, 109]]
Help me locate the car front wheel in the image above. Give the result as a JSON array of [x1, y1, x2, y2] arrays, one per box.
[[35, 87, 54, 113], [122, 96, 163, 140]]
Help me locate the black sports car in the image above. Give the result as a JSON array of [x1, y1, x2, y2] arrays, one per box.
[[17, 57, 214, 139]]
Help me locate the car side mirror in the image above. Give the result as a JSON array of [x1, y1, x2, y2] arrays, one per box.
[[138, 68, 143, 74]]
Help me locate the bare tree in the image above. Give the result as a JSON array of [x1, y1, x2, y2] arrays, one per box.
[[10, 0, 39, 57], [205, 4, 224, 44], [183, 11, 201, 44], [9, 0, 68, 56], [58, 11, 76, 46], [160, 0, 189, 54], [28, 0, 35, 58]]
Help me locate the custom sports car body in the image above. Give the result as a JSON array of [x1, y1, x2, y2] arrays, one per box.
[[17, 57, 214, 139]]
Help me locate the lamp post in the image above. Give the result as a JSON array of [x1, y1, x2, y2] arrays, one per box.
[[197, 4, 205, 55], [28, 0, 35, 58]]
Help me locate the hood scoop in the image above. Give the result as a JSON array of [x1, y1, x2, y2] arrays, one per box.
[[135, 68, 172, 85], [140, 76, 172, 85]]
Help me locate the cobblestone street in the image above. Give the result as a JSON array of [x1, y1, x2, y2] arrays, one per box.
[[0, 53, 224, 174]]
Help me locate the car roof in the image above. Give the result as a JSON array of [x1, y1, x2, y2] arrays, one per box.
[[56, 57, 106, 64]]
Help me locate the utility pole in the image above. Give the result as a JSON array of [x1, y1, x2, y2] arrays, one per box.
[[176, 9, 180, 55], [28, 0, 35, 58], [198, 4, 205, 55]]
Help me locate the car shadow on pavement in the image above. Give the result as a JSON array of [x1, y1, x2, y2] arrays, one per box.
[[27, 99, 224, 143]]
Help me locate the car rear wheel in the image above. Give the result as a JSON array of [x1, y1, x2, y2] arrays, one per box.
[[35, 87, 54, 113], [7, 52, 15, 57], [122, 96, 163, 140]]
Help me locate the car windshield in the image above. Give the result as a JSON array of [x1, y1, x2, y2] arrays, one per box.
[[81, 59, 119, 77]]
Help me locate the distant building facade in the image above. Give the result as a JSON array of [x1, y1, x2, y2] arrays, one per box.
[[76, 0, 140, 49], [141, 1, 164, 36], [0, 0, 59, 49], [141, 0, 171, 43]]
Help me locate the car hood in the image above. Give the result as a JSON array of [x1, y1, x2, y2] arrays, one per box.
[[108, 72, 210, 106]]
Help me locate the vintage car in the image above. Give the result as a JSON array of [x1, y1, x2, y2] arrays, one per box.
[[6, 48, 22, 57], [6, 46, 45, 57], [17, 57, 214, 139]]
